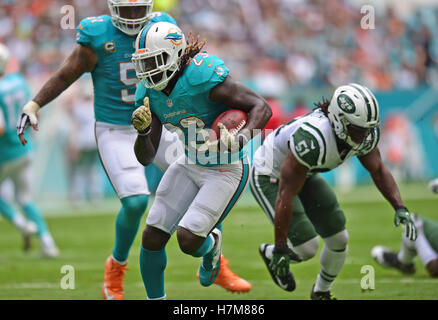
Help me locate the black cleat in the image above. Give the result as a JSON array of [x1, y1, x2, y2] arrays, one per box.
[[258, 243, 297, 292], [310, 284, 337, 300], [371, 246, 416, 275]]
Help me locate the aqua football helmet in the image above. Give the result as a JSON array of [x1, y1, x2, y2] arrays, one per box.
[[0, 43, 10, 75], [108, 0, 153, 36], [132, 21, 186, 91], [328, 83, 380, 149]]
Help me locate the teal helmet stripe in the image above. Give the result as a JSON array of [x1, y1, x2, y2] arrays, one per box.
[[349, 83, 373, 122], [137, 25, 153, 50]]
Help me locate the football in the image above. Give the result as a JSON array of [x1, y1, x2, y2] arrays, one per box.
[[210, 109, 248, 141]]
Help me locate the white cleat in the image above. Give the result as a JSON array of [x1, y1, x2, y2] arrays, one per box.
[[41, 245, 60, 258]]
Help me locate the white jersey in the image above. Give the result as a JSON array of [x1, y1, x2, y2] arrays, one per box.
[[253, 109, 380, 178]]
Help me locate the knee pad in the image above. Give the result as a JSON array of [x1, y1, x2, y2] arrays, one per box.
[[294, 237, 319, 261], [324, 229, 349, 251]]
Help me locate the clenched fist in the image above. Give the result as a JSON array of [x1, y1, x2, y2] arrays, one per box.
[[132, 97, 152, 135]]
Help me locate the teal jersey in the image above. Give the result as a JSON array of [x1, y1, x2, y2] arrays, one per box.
[[0, 73, 32, 164], [76, 12, 176, 125], [135, 52, 247, 166]]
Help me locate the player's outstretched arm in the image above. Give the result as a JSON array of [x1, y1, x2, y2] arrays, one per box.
[[270, 151, 308, 277], [209, 76, 272, 148], [17, 45, 97, 145], [359, 147, 417, 240]]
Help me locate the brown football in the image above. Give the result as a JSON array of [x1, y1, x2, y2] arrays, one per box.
[[209, 109, 248, 141]]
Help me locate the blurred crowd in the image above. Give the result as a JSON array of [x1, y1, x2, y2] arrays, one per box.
[[1, 0, 438, 97]]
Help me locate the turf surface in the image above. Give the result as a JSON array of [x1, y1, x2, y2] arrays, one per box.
[[0, 183, 437, 300]]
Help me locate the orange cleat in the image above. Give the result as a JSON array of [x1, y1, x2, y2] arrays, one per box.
[[198, 255, 252, 294], [102, 256, 128, 300]]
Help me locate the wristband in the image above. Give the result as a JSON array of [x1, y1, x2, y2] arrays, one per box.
[[137, 127, 151, 136]]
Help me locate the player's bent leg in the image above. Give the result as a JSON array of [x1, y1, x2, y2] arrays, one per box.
[[298, 174, 346, 299], [140, 225, 171, 300], [311, 230, 348, 300], [179, 159, 250, 288], [13, 155, 57, 257], [112, 194, 149, 264], [371, 246, 416, 275], [250, 170, 316, 291], [96, 124, 151, 300], [140, 159, 199, 299], [0, 197, 37, 252], [104, 195, 149, 299]]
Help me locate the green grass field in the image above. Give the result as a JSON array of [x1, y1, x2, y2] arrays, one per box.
[[0, 183, 437, 300]]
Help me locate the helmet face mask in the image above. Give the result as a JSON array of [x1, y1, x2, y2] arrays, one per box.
[[328, 83, 380, 150], [108, 0, 153, 36], [132, 22, 186, 91]]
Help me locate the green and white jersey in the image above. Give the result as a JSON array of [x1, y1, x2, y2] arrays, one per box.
[[253, 109, 380, 178]]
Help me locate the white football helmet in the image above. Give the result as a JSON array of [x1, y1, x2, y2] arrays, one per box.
[[108, 0, 153, 36], [0, 43, 10, 75], [328, 83, 380, 149], [132, 21, 186, 91]]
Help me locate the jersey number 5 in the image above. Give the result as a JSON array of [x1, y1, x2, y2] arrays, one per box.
[[119, 61, 138, 104]]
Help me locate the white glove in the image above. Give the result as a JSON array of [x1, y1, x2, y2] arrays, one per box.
[[217, 122, 240, 152], [132, 97, 152, 134], [17, 101, 40, 146]]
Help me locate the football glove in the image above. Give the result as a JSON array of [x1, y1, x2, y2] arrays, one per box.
[[217, 122, 241, 152], [132, 97, 152, 135], [394, 207, 417, 241], [17, 101, 40, 146], [269, 245, 291, 278]]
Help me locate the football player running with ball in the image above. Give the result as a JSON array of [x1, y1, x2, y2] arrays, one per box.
[[0, 43, 58, 257], [16, 0, 250, 299], [249, 83, 418, 300], [131, 22, 272, 299]]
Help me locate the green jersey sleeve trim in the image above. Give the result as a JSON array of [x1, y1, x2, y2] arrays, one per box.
[[303, 122, 327, 165]]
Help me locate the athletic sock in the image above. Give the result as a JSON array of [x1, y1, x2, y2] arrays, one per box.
[[0, 198, 18, 223], [112, 195, 148, 263], [140, 246, 167, 300], [21, 203, 48, 236], [41, 232, 56, 248], [415, 231, 437, 266], [398, 235, 417, 265], [314, 245, 347, 292], [192, 234, 215, 258]]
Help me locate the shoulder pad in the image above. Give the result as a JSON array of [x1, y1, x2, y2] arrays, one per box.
[[185, 53, 229, 90], [76, 15, 111, 46], [149, 11, 177, 25]]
